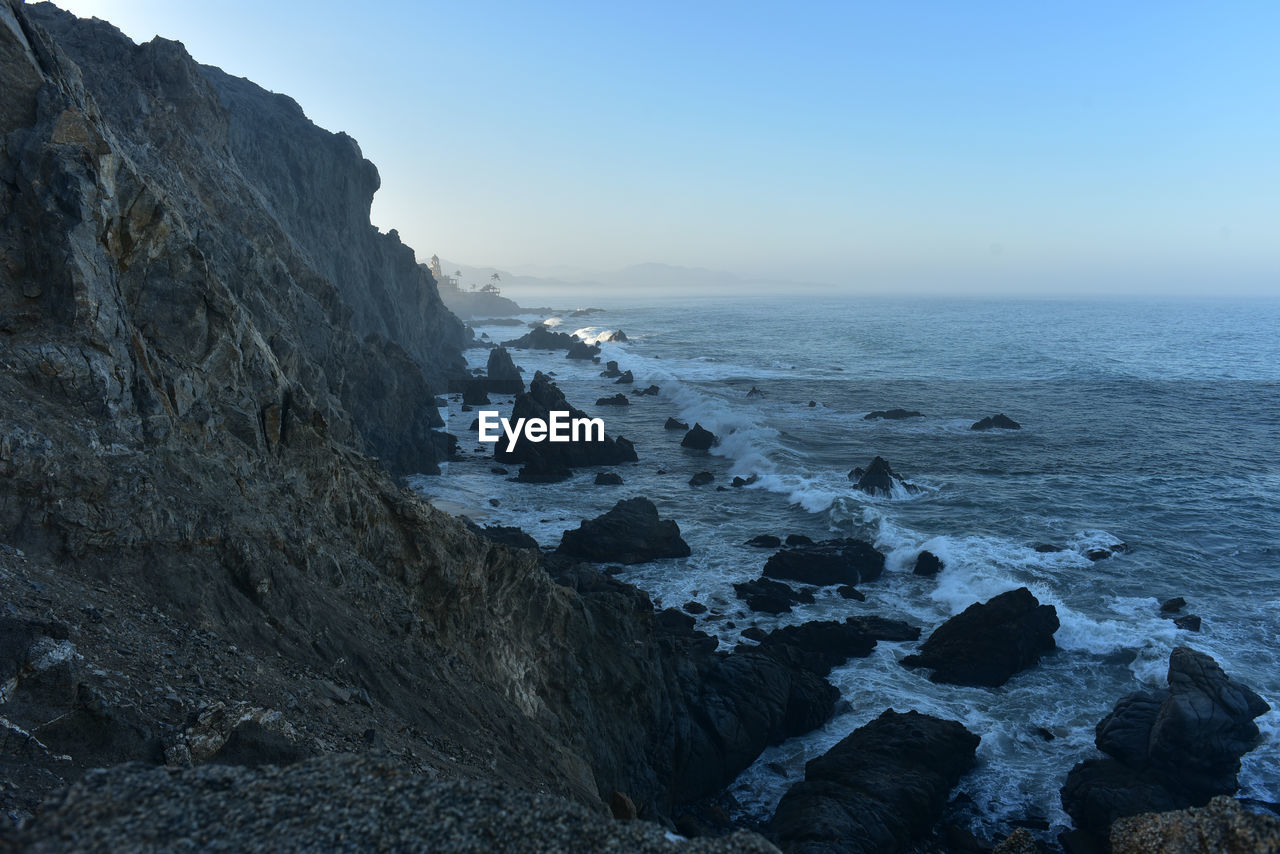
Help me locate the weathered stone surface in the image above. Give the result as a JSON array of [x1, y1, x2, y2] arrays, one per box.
[[901, 588, 1058, 686], [848, 456, 920, 496], [557, 498, 691, 564], [681, 423, 716, 450], [763, 539, 886, 587], [1110, 796, 1280, 854], [768, 710, 980, 854]]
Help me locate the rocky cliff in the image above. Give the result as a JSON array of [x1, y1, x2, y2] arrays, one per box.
[[0, 2, 826, 846]]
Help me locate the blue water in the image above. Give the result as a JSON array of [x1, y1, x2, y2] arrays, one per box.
[[414, 295, 1280, 840]]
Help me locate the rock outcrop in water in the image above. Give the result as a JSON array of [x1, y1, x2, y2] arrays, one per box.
[[1061, 647, 1270, 847], [971, 413, 1022, 430], [901, 588, 1059, 686], [502, 325, 577, 350], [768, 709, 980, 854], [494, 376, 637, 468], [762, 539, 886, 587], [556, 498, 691, 564], [864, 408, 924, 420], [848, 456, 921, 496], [681, 423, 717, 449]]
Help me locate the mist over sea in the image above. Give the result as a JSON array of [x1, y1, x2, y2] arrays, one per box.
[[416, 294, 1280, 835]]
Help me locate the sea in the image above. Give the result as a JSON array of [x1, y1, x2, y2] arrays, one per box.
[[411, 294, 1280, 839]]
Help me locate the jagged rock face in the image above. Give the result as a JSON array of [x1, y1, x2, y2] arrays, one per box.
[[494, 376, 637, 468], [1110, 795, 1280, 854], [1061, 647, 1270, 844], [0, 1, 845, 832], [762, 538, 886, 587], [10, 1, 464, 477], [557, 498, 690, 564]]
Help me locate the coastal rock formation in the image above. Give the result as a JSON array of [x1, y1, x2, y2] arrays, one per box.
[[503, 325, 577, 350], [864, 409, 924, 420], [600, 329, 628, 343], [681, 423, 717, 450], [1110, 796, 1280, 854], [594, 472, 624, 485], [768, 710, 980, 854], [494, 376, 637, 468], [689, 472, 714, 487], [746, 535, 783, 548], [0, 3, 860, 838], [734, 577, 814, 614], [971, 413, 1022, 430], [601, 360, 623, 378], [566, 340, 601, 360], [1061, 647, 1269, 845], [901, 588, 1059, 686], [763, 539, 886, 587], [595, 394, 629, 406], [556, 498, 691, 564], [637, 385, 661, 396], [913, 550, 944, 576], [665, 417, 690, 431], [745, 617, 920, 676], [486, 346, 524, 391], [848, 456, 921, 496]]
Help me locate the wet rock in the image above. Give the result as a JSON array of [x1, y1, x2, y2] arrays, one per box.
[[762, 539, 886, 587], [683, 601, 707, 615], [681, 424, 716, 450], [1161, 597, 1188, 613], [733, 577, 813, 615], [600, 360, 623, 378], [614, 370, 634, 385], [745, 535, 782, 549], [689, 472, 714, 487], [971, 413, 1022, 430], [864, 408, 924, 420], [495, 376, 637, 468], [913, 550, 944, 576], [490, 466, 509, 475], [1174, 614, 1202, 632], [566, 340, 601, 360], [461, 382, 490, 406], [594, 472, 624, 485], [1034, 543, 1065, 553], [901, 587, 1059, 686], [740, 627, 769, 642], [515, 459, 573, 483], [665, 417, 690, 431], [484, 346, 523, 392], [595, 394, 630, 406], [502, 325, 576, 350], [636, 385, 660, 396], [600, 329, 628, 343], [784, 534, 814, 547], [1061, 647, 1270, 845], [746, 386, 765, 398], [731, 475, 757, 488], [768, 709, 980, 854], [556, 498, 691, 564], [849, 455, 921, 496], [836, 585, 865, 601]]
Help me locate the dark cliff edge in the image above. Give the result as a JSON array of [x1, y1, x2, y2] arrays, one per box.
[[0, 2, 795, 848]]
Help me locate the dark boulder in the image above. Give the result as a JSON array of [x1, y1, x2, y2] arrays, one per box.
[[849, 455, 921, 496], [600, 329, 628, 342], [733, 577, 813, 615], [515, 459, 572, 483], [636, 385, 660, 396], [595, 394, 629, 406], [971, 413, 1022, 430], [689, 472, 714, 487], [665, 417, 689, 431], [836, 585, 865, 601], [556, 498, 691, 564], [744, 618, 919, 677], [785, 534, 814, 547], [864, 408, 924, 420], [681, 423, 716, 450], [901, 587, 1059, 686], [614, 370, 634, 384], [1174, 614, 1202, 632], [566, 340, 601, 360], [593, 472, 623, 486], [1033, 543, 1065, 553], [745, 535, 782, 549], [502, 325, 576, 350], [913, 550, 944, 577], [763, 539, 886, 587], [1061, 647, 1270, 846], [600, 360, 622, 378], [769, 709, 981, 854], [494, 376, 637, 468], [1160, 597, 1187, 614], [683, 601, 707, 615], [731, 475, 758, 488], [460, 381, 490, 406]]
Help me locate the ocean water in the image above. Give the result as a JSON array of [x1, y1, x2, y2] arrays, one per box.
[[412, 295, 1280, 839]]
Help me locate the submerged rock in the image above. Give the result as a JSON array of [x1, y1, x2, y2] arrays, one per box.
[[594, 472, 624, 485], [688, 472, 714, 487], [864, 408, 924, 420], [681, 424, 716, 450], [1062, 647, 1270, 846], [971, 413, 1022, 430], [636, 385, 660, 396], [556, 498, 691, 564], [768, 710, 980, 854], [614, 370, 634, 384], [901, 587, 1059, 686], [745, 535, 782, 549]]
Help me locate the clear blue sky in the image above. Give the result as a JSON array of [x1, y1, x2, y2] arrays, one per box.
[[51, 1, 1280, 293]]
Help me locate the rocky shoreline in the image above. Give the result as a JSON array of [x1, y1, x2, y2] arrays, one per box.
[[1, 2, 1275, 853]]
